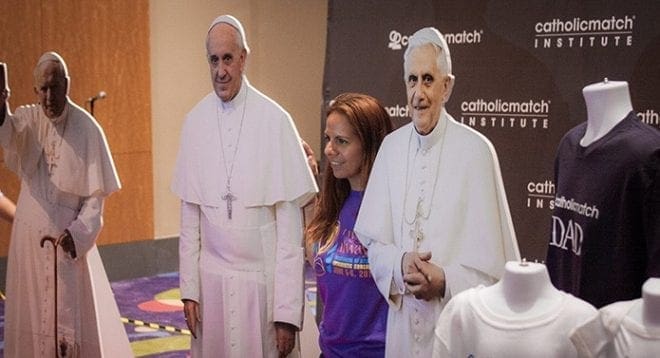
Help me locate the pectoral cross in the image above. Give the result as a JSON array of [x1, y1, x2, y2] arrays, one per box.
[[409, 200, 425, 252], [410, 219, 424, 252], [221, 185, 237, 220], [46, 140, 60, 176]]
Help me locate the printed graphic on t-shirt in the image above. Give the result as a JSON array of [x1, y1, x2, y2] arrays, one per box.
[[315, 228, 372, 279], [550, 215, 584, 256], [551, 196, 600, 219], [549, 195, 600, 256]]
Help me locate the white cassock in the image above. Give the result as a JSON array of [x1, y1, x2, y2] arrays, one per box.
[[171, 78, 318, 358], [355, 109, 520, 358], [0, 100, 132, 357]]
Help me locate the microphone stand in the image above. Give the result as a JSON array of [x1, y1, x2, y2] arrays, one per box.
[[90, 98, 97, 117]]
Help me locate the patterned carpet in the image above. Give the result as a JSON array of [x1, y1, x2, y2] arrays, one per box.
[[0, 272, 190, 358], [112, 272, 190, 357], [0, 269, 318, 357]]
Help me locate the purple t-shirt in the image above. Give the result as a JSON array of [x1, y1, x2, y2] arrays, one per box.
[[314, 190, 388, 357]]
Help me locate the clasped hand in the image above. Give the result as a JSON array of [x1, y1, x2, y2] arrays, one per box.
[[57, 230, 77, 259], [42, 230, 77, 259], [402, 251, 445, 301]]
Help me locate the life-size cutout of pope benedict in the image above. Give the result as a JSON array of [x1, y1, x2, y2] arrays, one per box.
[[354, 27, 520, 357]]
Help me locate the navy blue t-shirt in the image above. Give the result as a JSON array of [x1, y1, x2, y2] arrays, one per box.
[[547, 111, 660, 308]]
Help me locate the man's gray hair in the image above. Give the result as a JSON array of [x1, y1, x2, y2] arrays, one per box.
[[403, 27, 452, 77], [207, 14, 251, 54], [34, 51, 69, 79]]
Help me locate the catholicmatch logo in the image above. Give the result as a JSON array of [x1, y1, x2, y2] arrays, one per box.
[[525, 180, 555, 210], [388, 29, 483, 50], [533, 15, 635, 49], [384, 103, 409, 120], [639, 109, 660, 129], [458, 98, 551, 130], [524, 180, 586, 256], [387, 30, 408, 50]]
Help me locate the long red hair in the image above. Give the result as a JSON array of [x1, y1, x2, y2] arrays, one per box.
[[305, 93, 393, 254]]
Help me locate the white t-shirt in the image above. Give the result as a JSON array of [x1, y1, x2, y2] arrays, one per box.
[[434, 285, 597, 357], [570, 299, 660, 357]]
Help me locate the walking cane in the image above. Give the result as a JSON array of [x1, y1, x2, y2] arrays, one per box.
[[40, 235, 59, 358]]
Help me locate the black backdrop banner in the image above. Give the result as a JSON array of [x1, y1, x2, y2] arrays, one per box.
[[322, 0, 660, 260]]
